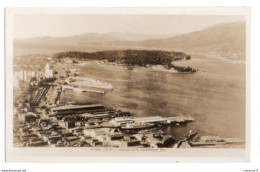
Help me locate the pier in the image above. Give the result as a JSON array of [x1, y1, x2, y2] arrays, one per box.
[[13, 60, 243, 149]]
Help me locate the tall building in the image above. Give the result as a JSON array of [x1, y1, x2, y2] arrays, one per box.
[[45, 63, 53, 79], [23, 70, 27, 81]]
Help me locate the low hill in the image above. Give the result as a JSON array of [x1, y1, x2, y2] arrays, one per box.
[[14, 22, 246, 60], [137, 22, 246, 60], [54, 50, 191, 67]]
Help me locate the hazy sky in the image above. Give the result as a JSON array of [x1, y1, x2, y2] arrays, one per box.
[[14, 14, 245, 39]]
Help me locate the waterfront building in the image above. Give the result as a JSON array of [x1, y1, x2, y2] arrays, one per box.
[[51, 104, 106, 115]]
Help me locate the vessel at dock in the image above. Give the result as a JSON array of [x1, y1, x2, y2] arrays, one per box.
[[61, 85, 105, 94], [189, 136, 226, 146], [121, 122, 155, 131], [69, 76, 113, 90]]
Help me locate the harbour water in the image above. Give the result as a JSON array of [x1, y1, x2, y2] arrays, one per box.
[[60, 54, 246, 140]]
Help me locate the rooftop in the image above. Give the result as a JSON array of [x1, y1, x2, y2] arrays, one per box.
[[51, 104, 104, 111], [133, 116, 167, 123]]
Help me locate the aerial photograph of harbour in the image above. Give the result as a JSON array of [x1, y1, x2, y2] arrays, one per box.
[[12, 13, 247, 149]]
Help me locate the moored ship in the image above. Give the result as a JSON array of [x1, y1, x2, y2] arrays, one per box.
[[121, 122, 154, 131], [189, 136, 226, 146]]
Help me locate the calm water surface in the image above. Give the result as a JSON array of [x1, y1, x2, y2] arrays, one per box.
[[60, 54, 246, 140]]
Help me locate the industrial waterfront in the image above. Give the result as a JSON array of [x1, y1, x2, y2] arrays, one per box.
[[13, 54, 245, 148]]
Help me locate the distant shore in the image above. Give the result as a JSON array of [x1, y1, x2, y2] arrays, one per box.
[[96, 60, 197, 73]]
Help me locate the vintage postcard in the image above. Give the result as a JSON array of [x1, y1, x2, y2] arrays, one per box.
[[5, 7, 250, 162]]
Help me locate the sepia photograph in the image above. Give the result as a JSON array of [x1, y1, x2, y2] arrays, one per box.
[[5, 7, 250, 162]]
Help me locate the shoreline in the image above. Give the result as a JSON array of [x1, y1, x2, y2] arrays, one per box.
[[96, 60, 197, 74], [12, 55, 245, 148]]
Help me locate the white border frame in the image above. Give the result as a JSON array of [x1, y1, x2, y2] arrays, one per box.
[[5, 7, 251, 163]]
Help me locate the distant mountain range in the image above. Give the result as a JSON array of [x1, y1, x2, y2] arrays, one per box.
[[14, 22, 246, 60]]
